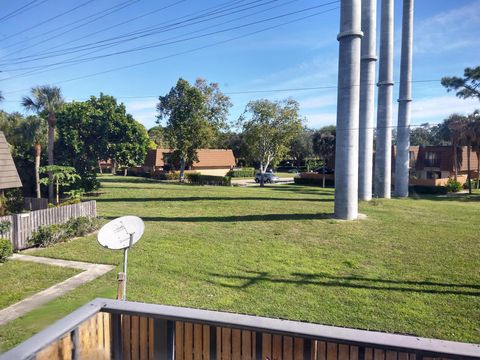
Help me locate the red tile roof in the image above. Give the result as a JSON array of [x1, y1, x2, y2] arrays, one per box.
[[144, 148, 235, 168]]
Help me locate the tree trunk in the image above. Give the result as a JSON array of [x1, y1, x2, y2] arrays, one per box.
[[98, 160, 103, 174], [467, 145, 472, 194], [112, 159, 117, 174], [477, 151, 480, 189], [179, 158, 186, 183], [124, 168, 127, 176], [34, 143, 41, 198], [322, 160, 326, 188], [453, 143, 458, 181], [56, 179, 60, 205], [47, 122, 55, 203]]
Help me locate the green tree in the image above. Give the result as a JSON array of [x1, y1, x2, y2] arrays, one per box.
[[239, 99, 302, 186], [441, 66, 480, 101], [39, 165, 80, 205], [22, 86, 64, 203], [289, 127, 313, 167], [312, 126, 336, 188], [156, 78, 232, 182], [148, 125, 168, 148]]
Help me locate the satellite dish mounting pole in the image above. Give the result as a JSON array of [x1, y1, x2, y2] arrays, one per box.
[[121, 233, 134, 301]]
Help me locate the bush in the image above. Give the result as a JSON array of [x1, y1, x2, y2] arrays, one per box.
[[65, 216, 101, 237], [153, 171, 180, 180], [30, 216, 100, 247], [293, 177, 334, 187], [446, 177, 462, 193], [227, 168, 255, 177], [186, 173, 231, 186], [30, 224, 67, 247], [409, 185, 447, 195], [0, 221, 11, 238], [4, 188, 24, 215], [0, 239, 12, 263]]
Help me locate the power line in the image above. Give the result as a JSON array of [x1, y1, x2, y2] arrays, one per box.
[[0, 0, 302, 81], [0, 0, 142, 56], [0, 0, 281, 66], [1, 0, 96, 42], [0, 0, 49, 24], [1, 1, 336, 75]]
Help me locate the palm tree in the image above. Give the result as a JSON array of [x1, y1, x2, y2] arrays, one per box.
[[439, 114, 468, 181], [312, 126, 336, 188], [17, 116, 47, 198], [22, 86, 64, 203]]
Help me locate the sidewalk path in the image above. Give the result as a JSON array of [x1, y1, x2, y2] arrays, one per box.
[[231, 177, 294, 186], [0, 254, 114, 326]]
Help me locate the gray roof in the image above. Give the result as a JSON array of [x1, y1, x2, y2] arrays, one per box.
[[0, 131, 22, 190]]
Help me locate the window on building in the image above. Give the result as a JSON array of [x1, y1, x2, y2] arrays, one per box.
[[426, 171, 441, 179], [425, 152, 439, 167]]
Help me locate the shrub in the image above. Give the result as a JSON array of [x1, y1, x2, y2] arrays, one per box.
[[446, 177, 462, 193], [227, 168, 255, 177], [0, 239, 12, 263], [4, 188, 24, 215], [65, 216, 101, 237], [30, 216, 100, 247], [186, 173, 231, 186], [409, 185, 447, 195], [0, 221, 11, 238], [30, 224, 67, 247], [293, 177, 334, 187], [153, 172, 180, 180]]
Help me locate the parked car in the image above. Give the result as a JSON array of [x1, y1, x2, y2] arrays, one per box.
[[313, 166, 334, 174], [276, 166, 299, 173], [254, 172, 280, 183]]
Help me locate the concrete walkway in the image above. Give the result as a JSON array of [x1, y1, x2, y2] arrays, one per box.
[[231, 177, 294, 187], [0, 254, 114, 326]]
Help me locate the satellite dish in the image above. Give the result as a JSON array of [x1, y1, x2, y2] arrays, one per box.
[[97, 216, 144, 250]]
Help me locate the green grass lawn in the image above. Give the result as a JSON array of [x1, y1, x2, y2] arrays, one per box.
[[0, 260, 79, 310], [1, 176, 479, 351]]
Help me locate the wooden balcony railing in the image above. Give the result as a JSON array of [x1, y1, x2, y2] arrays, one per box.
[[1, 298, 479, 360]]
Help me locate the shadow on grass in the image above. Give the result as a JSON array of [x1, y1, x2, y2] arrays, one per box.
[[97, 196, 332, 203], [409, 193, 480, 202], [207, 271, 480, 296], [100, 176, 157, 184], [105, 213, 332, 222]]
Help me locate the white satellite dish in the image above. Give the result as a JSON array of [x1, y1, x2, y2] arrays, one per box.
[[97, 216, 144, 250]]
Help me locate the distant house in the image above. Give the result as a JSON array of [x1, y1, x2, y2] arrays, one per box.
[[0, 131, 22, 196], [412, 146, 479, 185], [143, 148, 236, 176]]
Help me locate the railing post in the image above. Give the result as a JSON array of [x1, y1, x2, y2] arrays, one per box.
[[111, 313, 123, 360], [11, 214, 19, 251], [154, 319, 174, 360], [71, 327, 80, 359]]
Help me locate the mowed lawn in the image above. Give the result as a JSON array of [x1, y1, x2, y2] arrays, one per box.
[[1, 176, 479, 351]]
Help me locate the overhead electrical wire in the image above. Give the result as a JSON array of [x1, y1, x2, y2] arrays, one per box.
[[0, 0, 49, 24]]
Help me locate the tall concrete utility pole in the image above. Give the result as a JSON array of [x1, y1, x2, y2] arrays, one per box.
[[394, 0, 414, 197], [374, 0, 394, 198], [334, 0, 363, 220], [358, 0, 377, 201]]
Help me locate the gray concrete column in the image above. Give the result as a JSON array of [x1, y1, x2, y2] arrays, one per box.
[[334, 0, 363, 220], [374, 0, 394, 199], [358, 0, 377, 201], [394, 0, 414, 197]]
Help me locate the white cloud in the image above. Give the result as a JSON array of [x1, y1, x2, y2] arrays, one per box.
[[409, 95, 479, 124], [414, 1, 480, 54], [124, 99, 157, 128]]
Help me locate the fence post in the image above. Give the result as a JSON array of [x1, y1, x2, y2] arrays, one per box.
[[11, 214, 19, 251]]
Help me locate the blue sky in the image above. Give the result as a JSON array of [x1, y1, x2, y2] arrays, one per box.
[[0, 0, 479, 130]]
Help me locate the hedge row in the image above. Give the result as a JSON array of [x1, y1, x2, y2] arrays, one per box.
[[409, 185, 447, 195], [153, 172, 181, 181], [227, 168, 255, 177], [186, 173, 231, 186], [293, 177, 334, 187]]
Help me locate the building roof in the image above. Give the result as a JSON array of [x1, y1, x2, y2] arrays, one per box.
[[144, 148, 235, 169], [0, 131, 22, 190]]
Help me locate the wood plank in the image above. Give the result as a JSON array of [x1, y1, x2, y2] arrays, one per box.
[[385, 351, 397, 360], [373, 349, 385, 360], [272, 335, 282, 360], [217, 327, 222, 360], [262, 333, 272, 360], [149, 318, 155, 360], [283, 336, 293, 360], [194, 323, 203, 360], [242, 330, 252, 360], [293, 338, 303, 360], [185, 322, 194, 360], [232, 329, 241, 360], [203, 325, 210, 360], [123, 315, 132, 360], [338, 344, 349, 360], [349, 346, 358, 360], [97, 313, 104, 354], [131, 316, 140, 360], [397, 354, 409, 360], [364, 348, 374, 360], [176, 322, 185, 360], [326, 342, 337, 360], [140, 317, 148, 360], [103, 312, 111, 359], [316, 341, 326, 360], [252, 329, 256, 360], [221, 327, 232, 360], [60, 334, 72, 360]]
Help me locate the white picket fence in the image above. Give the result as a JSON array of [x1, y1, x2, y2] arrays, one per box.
[[0, 201, 96, 250]]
